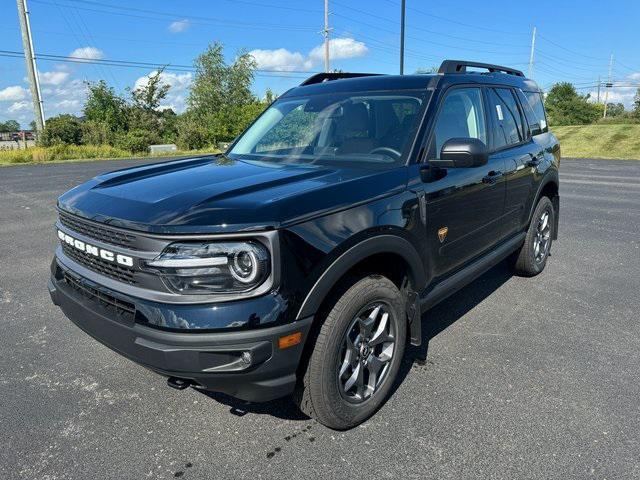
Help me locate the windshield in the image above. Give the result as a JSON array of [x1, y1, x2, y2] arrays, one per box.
[[229, 90, 429, 167]]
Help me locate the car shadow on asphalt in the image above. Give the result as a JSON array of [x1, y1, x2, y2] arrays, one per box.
[[197, 261, 514, 423]]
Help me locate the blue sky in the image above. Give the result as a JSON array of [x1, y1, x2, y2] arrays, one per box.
[[2, 0, 640, 127]]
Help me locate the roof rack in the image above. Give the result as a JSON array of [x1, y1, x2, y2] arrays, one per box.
[[438, 60, 524, 77], [300, 72, 382, 86]]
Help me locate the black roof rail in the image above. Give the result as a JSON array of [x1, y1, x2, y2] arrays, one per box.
[[300, 72, 382, 86], [438, 60, 525, 77]]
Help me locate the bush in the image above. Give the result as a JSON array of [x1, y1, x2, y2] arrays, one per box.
[[176, 116, 211, 150], [39, 114, 83, 146], [82, 120, 112, 145], [545, 83, 602, 126], [0, 144, 132, 164], [597, 115, 640, 125], [115, 129, 160, 153]]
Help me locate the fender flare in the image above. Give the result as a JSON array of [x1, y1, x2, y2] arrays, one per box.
[[295, 234, 426, 320], [528, 170, 559, 222]]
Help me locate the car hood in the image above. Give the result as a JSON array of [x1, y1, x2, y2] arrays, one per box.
[[58, 155, 408, 234]]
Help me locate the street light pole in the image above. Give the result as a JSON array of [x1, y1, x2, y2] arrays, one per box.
[[603, 53, 614, 118], [323, 0, 330, 73], [528, 26, 536, 79], [400, 0, 406, 75], [16, 0, 45, 132]]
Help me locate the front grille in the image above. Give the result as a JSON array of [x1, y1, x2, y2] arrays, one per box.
[[61, 243, 137, 285], [59, 211, 138, 250], [62, 270, 135, 316]]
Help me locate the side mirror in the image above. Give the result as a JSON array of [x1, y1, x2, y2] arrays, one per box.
[[529, 122, 542, 136], [429, 138, 489, 168]]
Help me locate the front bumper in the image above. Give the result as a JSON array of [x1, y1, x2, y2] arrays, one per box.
[[49, 261, 313, 402]]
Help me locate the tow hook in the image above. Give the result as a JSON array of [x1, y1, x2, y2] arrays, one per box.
[[167, 376, 192, 390]]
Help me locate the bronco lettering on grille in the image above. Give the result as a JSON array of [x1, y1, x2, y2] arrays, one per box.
[[57, 229, 134, 267]]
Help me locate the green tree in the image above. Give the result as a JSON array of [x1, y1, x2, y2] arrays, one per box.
[[544, 82, 601, 125], [1, 120, 21, 132], [83, 80, 127, 134], [81, 120, 111, 145], [633, 88, 640, 118], [186, 42, 258, 143], [127, 69, 174, 143], [415, 66, 439, 74], [605, 102, 625, 117], [264, 88, 276, 104], [39, 114, 83, 146], [115, 129, 160, 153], [130, 69, 170, 112]]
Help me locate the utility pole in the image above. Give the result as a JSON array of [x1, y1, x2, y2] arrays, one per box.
[[399, 0, 406, 75], [597, 76, 601, 103], [323, 0, 330, 73], [16, 0, 45, 132], [528, 26, 536, 79], [603, 53, 614, 118]]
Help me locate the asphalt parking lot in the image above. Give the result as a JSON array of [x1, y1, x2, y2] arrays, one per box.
[[1, 157, 639, 479]]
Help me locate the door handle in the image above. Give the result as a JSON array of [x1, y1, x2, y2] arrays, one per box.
[[482, 170, 503, 184]]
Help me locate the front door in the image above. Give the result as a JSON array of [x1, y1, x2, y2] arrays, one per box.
[[420, 86, 507, 280]]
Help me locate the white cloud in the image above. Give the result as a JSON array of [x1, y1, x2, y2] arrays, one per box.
[[249, 37, 368, 72], [248, 48, 313, 72], [69, 47, 104, 61], [39, 70, 70, 86], [134, 71, 192, 92], [134, 70, 193, 113], [0, 85, 28, 101], [1, 68, 88, 126], [168, 19, 190, 33], [54, 99, 81, 109], [309, 38, 368, 62], [8, 101, 30, 113]]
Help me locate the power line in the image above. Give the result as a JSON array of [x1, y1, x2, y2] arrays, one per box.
[[50, 0, 104, 82], [536, 61, 600, 82], [0, 50, 317, 78], [332, 12, 528, 56], [537, 33, 607, 62], [332, 0, 530, 48], [30, 0, 318, 31], [381, 0, 528, 36], [73, 0, 322, 14], [535, 51, 606, 73]]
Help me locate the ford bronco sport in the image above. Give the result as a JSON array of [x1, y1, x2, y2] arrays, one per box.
[[49, 60, 560, 430]]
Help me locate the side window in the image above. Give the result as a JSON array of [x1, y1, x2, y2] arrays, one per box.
[[488, 88, 524, 149], [432, 87, 487, 158], [523, 91, 548, 133], [516, 89, 538, 134]]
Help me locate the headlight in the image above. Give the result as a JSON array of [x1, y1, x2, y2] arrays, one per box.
[[145, 241, 270, 295]]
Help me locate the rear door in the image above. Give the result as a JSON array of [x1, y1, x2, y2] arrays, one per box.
[[485, 87, 540, 236]]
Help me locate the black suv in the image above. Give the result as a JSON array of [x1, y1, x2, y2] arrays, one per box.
[[49, 60, 560, 430]]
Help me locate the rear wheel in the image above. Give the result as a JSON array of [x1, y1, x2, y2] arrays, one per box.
[[294, 275, 406, 430], [509, 196, 555, 276]]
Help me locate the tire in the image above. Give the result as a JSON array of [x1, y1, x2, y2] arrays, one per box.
[[509, 196, 555, 276], [294, 275, 406, 430]]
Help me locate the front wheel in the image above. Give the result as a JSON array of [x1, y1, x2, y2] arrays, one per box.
[[509, 196, 555, 276], [294, 275, 406, 430]]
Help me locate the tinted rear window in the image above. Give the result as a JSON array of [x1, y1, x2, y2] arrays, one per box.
[[522, 91, 548, 133]]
